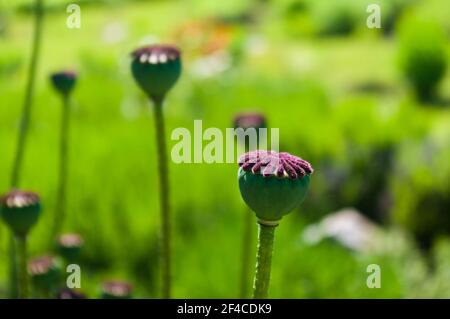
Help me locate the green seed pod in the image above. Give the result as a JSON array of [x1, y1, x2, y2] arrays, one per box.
[[131, 45, 182, 101], [233, 112, 267, 131], [233, 112, 267, 149], [0, 190, 41, 237], [238, 151, 313, 223], [101, 281, 133, 299], [56, 233, 84, 262], [28, 256, 62, 292], [56, 288, 86, 299], [50, 71, 77, 97]]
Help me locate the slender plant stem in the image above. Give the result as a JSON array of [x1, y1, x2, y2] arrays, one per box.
[[239, 209, 253, 298], [17, 236, 29, 299], [253, 223, 276, 299], [10, 0, 44, 187], [239, 142, 254, 298], [8, 0, 44, 299], [51, 94, 70, 241], [152, 96, 171, 299], [7, 237, 17, 298]]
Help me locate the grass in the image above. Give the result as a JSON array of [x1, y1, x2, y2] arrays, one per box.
[[0, 0, 449, 298]]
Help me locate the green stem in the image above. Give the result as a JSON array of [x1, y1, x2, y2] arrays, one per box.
[[239, 209, 253, 298], [152, 96, 171, 299], [17, 236, 28, 299], [253, 223, 276, 299], [8, 0, 44, 299], [51, 94, 70, 241], [8, 236, 17, 299], [10, 0, 44, 187]]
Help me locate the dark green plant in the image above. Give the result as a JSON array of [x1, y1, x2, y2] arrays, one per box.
[[56, 288, 86, 299], [398, 18, 447, 101], [0, 190, 42, 299], [312, 1, 357, 37], [233, 112, 267, 298], [130, 44, 182, 299], [233, 112, 267, 150], [395, 183, 450, 252], [8, 0, 44, 299], [49, 71, 77, 241], [28, 256, 62, 298], [238, 150, 313, 298], [50, 71, 77, 96], [101, 281, 133, 299], [411, 190, 450, 251], [56, 233, 83, 263], [377, 0, 418, 35]]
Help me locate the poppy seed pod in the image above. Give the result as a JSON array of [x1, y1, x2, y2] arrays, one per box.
[[28, 256, 62, 292], [56, 233, 84, 262], [131, 45, 182, 101], [233, 112, 267, 131], [233, 112, 267, 147], [0, 190, 41, 237], [50, 71, 77, 96], [57, 288, 86, 299], [238, 151, 313, 223], [101, 281, 133, 299]]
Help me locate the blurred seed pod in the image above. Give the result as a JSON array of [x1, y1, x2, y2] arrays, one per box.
[[130, 45, 182, 100], [233, 112, 267, 149], [233, 112, 267, 131], [101, 280, 133, 299], [0, 190, 41, 237], [28, 255, 62, 292], [56, 233, 84, 262], [50, 71, 77, 96], [56, 288, 86, 299]]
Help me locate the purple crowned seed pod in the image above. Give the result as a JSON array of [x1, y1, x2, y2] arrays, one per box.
[[1, 190, 42, 298], [131, 45, 182, 101], [0, 190, 41, 237], [56, 288, 86, 299], [28, 255, 62, 293], [101, 280, 133, 299], [238, 150, 313, 223], [50, 71, 77, 97], [56, 233, 84, 262], [238, 151, 314, 298], [233, 112, 267, 149], [233, 112, 267, 131]]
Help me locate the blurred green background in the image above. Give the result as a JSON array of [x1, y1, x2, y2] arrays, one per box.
[[0, 0, 449, 298]]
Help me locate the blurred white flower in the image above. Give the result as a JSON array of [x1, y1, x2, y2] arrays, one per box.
[[190, 50, 232, 78], [245, 34, 267, 56], [102, 21, 128, 44], [303, 208, 381, 252]]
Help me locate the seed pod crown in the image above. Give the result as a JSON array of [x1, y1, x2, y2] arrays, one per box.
[[238, 151, 313, 222]]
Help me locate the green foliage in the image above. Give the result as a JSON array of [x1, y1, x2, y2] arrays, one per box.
[[377, 0, 418, 33], [392, 121, 450, 249], [0, 47, 21, 76], [398, 17, 448, 101], [311, 0, 359, 36]]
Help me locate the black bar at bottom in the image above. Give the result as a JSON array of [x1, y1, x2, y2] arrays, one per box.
[[0, 299, 447, 317]]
